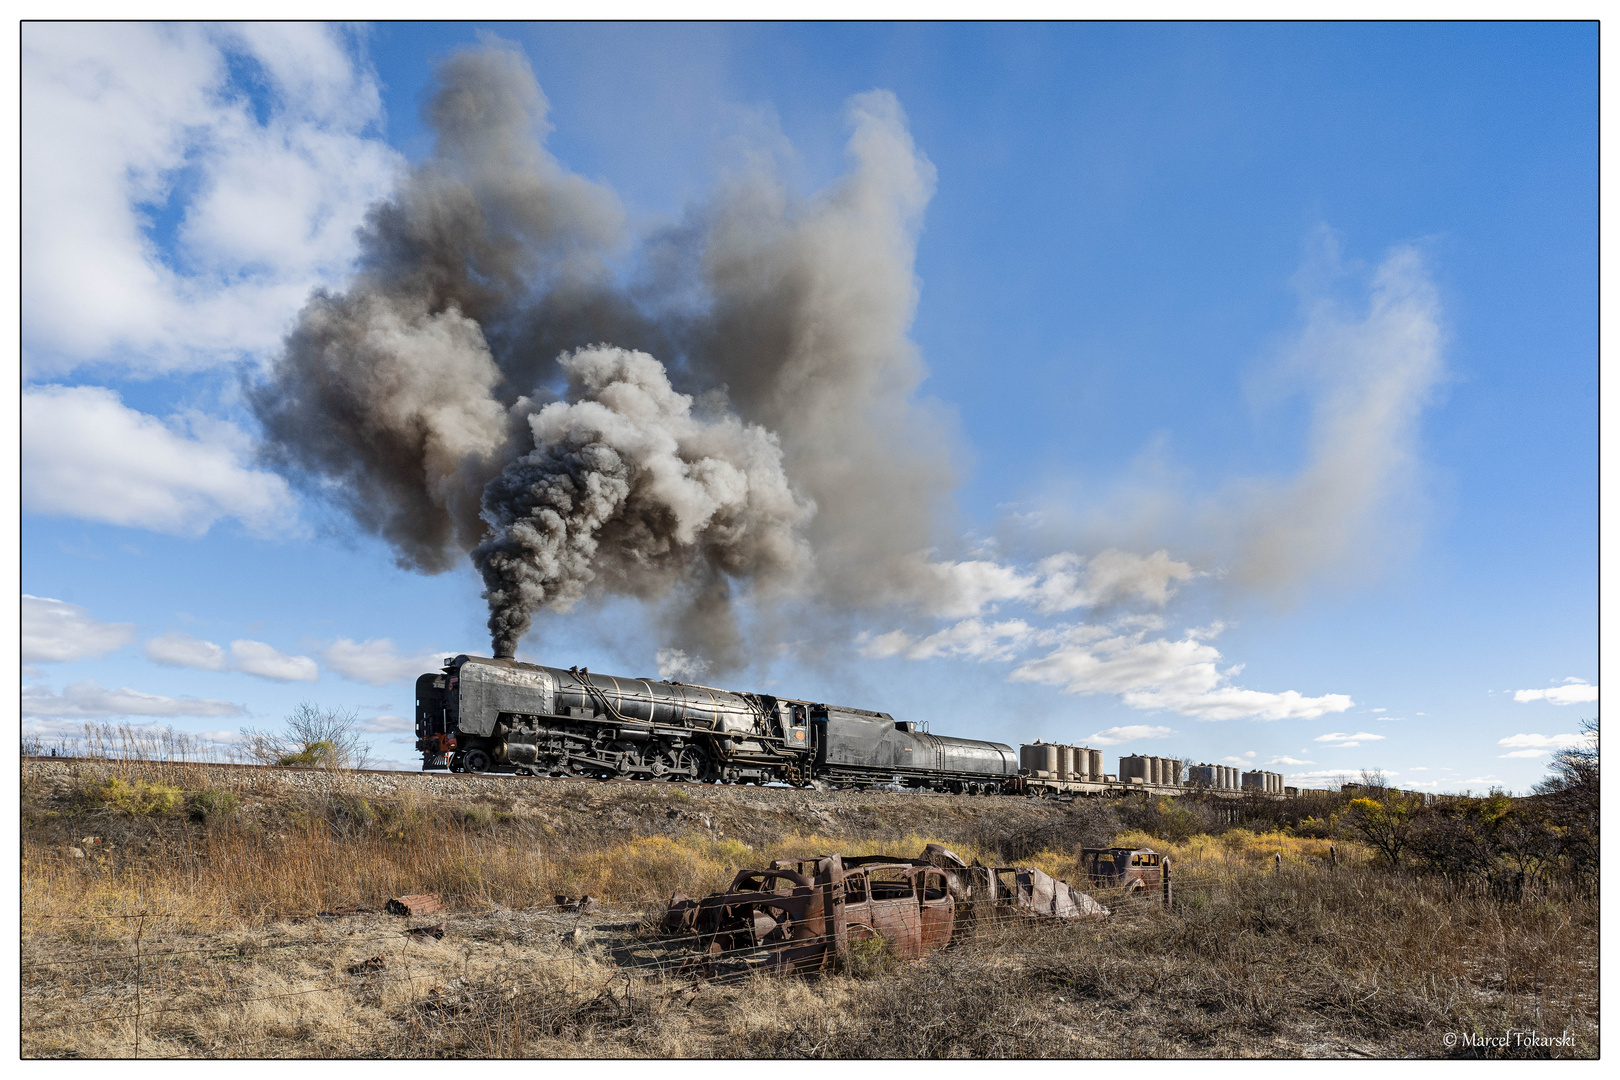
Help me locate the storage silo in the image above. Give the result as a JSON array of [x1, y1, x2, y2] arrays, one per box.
[[1042, 744, 1059, 776], [1090, 748, 1104, 780], [1057, 746, 1073, 781]]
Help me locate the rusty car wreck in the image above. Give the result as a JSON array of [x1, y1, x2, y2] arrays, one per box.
[[662, 844, 1108, 976]]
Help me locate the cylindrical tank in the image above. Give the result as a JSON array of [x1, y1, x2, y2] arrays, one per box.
[[1057, 745, 1073, 781], [1042, 744, 1059, 775], [1089, 748, 1103, 780]]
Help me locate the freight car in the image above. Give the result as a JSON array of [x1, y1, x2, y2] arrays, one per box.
[[415, 654, 1020, 793]]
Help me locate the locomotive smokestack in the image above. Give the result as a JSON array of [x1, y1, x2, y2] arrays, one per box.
[[494, 647, 515, 660]]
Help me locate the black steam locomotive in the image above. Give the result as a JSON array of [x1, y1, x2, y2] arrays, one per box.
[[415, 654, 1019, 793]]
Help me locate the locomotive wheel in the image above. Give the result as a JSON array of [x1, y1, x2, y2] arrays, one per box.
[[657, 747, 696, 781], [463, 748, 491, 774]]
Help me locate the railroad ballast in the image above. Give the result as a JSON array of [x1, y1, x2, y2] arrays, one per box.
[[414, 654, 1285, 797]]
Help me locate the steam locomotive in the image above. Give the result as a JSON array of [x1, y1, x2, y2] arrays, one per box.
[[415, 654, 1020, 793]]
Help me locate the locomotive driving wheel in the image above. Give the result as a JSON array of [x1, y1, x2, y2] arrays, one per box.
[[462, 747, 491, 774]]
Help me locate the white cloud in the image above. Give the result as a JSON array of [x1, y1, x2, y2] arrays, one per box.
[[229, 640, 318, 682], [1369, 707, 1387, 713], [360, 714, 414, 735], [22, 680, 242, 719], [1267, 756, 1315, 765], [1496, 732, 1589, 758], [23, 385, 297, 535], [1085, 725, 1174, 747], [22, 23, 400, 375], [324, 639, 448, 687], [1283, 770, 1354, 783], [1406, 780, 1438, 788], [1513, 678, 1598, 705], [898, 548, 1198, 620], [1011, 623, 1353, 721], [859, 619, 1058, 663], [1028, 549, 1200, 613], [21, 594, 135, 662], [1314, 731, 1386, 748], [145, 631, 227, 671]]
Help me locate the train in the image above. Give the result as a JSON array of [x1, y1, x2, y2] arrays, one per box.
[[413, 653, 1292, 797]]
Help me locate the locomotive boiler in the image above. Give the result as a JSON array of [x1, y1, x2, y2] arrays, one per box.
[[414, 654, 1020, 792]]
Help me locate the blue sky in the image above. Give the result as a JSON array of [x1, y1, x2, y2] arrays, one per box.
[[19, 22, 1596, 789]]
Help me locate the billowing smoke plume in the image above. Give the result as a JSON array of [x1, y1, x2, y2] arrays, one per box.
[[253, 40, 947, 666], [475, 345, 811, 659]]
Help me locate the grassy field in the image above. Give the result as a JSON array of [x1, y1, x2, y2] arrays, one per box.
[[21, 759, 1598, 1059]]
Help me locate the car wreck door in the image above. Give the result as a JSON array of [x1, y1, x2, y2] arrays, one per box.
[[869, 866, 924, 958], [917, 868, 954, 952]]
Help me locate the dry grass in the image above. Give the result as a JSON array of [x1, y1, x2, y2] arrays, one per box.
[[21, 760, 1598, 1059]]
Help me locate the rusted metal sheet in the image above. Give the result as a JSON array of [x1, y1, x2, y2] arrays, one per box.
[[385, 893, 445, 916]]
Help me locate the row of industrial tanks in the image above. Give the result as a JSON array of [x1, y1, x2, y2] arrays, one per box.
[[1020, 742, 1291, 794]]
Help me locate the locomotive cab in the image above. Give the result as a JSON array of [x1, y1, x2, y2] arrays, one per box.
[[414, 667, 455, 769]]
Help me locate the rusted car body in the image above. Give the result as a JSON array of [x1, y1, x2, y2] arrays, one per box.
[[664, 855, 952, 974], [1080, 846, 1171, 906], [664, 846, 1106, 975]]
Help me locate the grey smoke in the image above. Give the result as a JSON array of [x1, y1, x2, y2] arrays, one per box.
[[475, 345, 811, 660], [253, 40, 949, 667]]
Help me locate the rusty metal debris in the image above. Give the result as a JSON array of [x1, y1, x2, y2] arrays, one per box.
[[555, 894, 600, 913], [346, 954, 388, 975], [663, 844, 1108, 977], [386, 893, 445, 917]]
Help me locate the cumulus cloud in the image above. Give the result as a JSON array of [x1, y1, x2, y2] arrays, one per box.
[[1513, 678, 1598, 705], [23, 385, 297, 535], [897, 549, 1197, 620], [145, 631, 228, 671], [145, 631, 316, 682], [1085, 725, 1174, 747], [22, 681, 243, 719], [22, 22, 399, 375], [359, 714, 414, 735], [1011, 623, 1353, 721], [324, 639, 449, 687], [228, 640, 318, 682], [1314, 731, 1386, 748], [22, 594, 135, 662], [859, 619, 1059, 663], [1266, 756, 1315, 765], [1496, 732, 1590, 758]]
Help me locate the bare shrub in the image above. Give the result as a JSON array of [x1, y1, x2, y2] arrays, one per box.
[[243, 704, 372, 770]]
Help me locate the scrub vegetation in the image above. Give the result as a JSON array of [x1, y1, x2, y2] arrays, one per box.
[[20, 736, 1597, 1059]]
